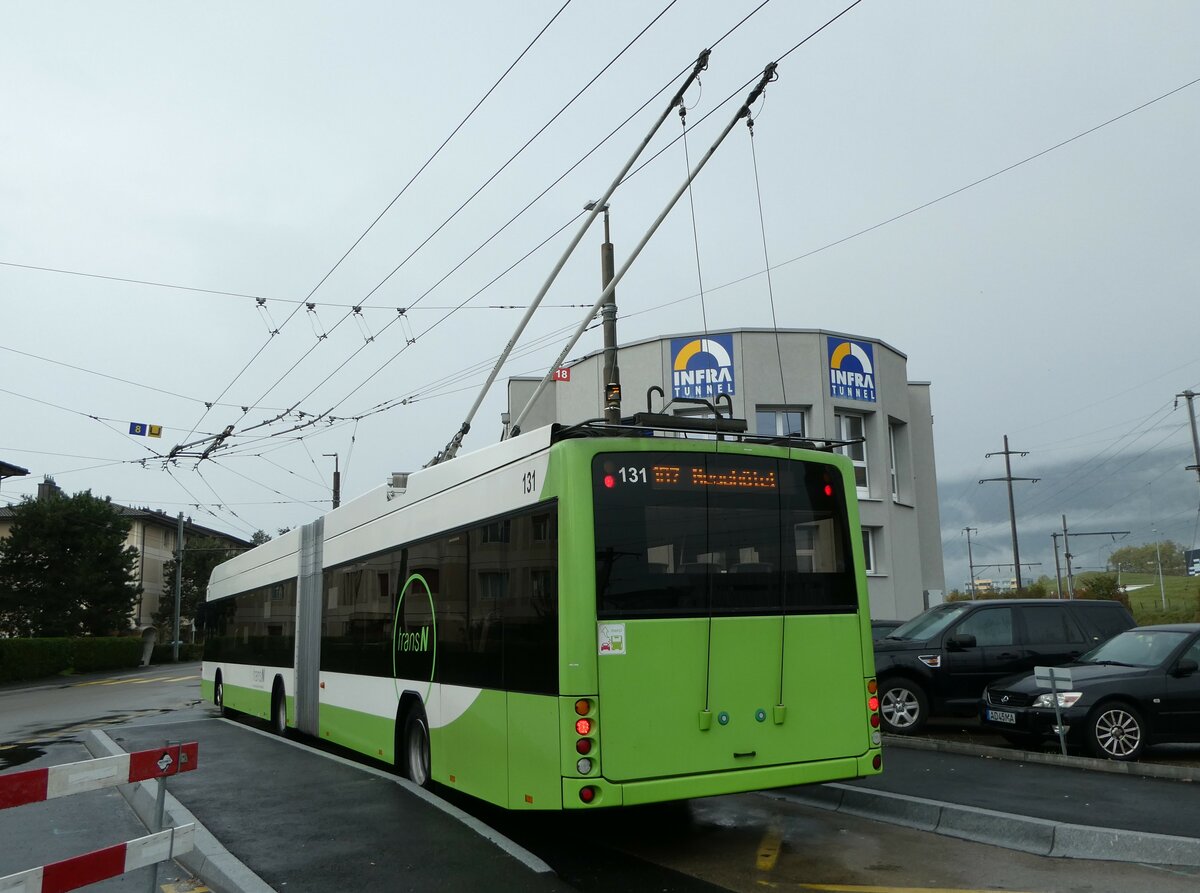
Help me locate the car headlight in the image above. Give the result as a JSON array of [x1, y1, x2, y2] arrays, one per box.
[[1033, 691, 1083, 709]]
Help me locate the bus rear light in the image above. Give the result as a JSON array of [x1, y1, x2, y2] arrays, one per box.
[[868, 696, 880, 712], [870, 713, 880, 729], [576, 757, 593, 774], [579, 786, 597, 804], [873, 753, 882, 770], [575, 699, 591, 716], [575, 718, 592, 736], [872, 731, 882, 746], [576, 738, 593, 755], [867, 679, 878, 694]]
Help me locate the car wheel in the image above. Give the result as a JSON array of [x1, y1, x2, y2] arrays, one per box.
[[879, 680, 929, 734], [403, 707, 431, 788], [271, 684, 287, 736], [1087, 702, 1145, 761]]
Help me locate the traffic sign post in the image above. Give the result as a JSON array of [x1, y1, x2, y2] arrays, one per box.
[[1034, 666, 1073, 756]]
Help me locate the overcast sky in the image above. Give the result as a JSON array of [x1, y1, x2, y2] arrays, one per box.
[[2, 2, 1198, 592]]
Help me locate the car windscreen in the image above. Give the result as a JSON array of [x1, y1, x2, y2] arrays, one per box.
[[593, 451, 856, 618], [1080, 629, 1192, 667], [886, 602, 973, 642]]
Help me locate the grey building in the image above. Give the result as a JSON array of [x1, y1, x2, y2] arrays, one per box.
[[507, 328, 944, 621]]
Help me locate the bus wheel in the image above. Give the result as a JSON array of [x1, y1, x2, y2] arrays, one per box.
[[403, 707, 431, 788], [271, 683, 287, 736], [879, 679, 928, 735], [214, 673, 226, 716]]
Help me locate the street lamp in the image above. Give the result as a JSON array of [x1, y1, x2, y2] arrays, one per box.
[[1153, 527, 1166, 610], [323, 453, 341, 509]]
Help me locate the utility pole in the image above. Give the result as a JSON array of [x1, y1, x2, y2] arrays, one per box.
[[1053, 518, 1130, 599], [1154, 527, 1167, 610], [981, 435, 1039, 591], [962, 527, 978, 597], [589, 201, 622, 424], [172, 512, 184, 662], [323, 453, 341, 509], [1051, 531, 1064, 598], [1062, 515, 1075, 598], [1178, 390, 1200, 483]]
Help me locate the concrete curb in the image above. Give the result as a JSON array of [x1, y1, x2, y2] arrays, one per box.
[[767, 783, 1200, 866], [83, 728, 274, 893], [883, 733, 1200, 781]]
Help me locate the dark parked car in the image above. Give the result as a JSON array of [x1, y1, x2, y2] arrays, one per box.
[[871, 619, 904, 642], [874, 598, 1136, 734], [980, 624, 1200, 760]]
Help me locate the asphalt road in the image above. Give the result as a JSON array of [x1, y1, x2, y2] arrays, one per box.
[[0, 663, 212, 892], [5, 665, 1200, 893]]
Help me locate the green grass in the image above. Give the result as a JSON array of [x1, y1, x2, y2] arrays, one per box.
[[1116, 573, 1200, 624]]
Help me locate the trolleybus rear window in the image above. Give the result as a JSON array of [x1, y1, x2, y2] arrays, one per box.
[[593, 452, 856, 618]]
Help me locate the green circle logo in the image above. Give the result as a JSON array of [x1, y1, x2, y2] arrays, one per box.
[[755, 709, 767, 723], [392, 573, 437, 702], [717, 711, 730, 726]]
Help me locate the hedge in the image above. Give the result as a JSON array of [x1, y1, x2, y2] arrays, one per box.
[[150, 643, 204, 663], [0, 637, 143, 683]]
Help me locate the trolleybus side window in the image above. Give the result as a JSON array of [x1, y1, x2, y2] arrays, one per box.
[[204, 578, 297, 667], [321, 547, 406, 677]]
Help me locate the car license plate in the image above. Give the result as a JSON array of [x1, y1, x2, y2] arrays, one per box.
[[987, 709, 1016, 725]]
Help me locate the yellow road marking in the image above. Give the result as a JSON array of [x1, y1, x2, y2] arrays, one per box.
[[756, 826, 783, 872], [74, 674, 198, 687]]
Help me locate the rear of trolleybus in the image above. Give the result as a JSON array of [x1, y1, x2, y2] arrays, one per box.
[[558, 437, 882, 808]]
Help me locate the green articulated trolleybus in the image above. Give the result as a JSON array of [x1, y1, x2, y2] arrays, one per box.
[[201, 420, 883, 809]]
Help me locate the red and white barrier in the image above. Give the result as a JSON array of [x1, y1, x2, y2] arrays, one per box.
[[0, 742, 198, 811], [0, 825, 195, 893]]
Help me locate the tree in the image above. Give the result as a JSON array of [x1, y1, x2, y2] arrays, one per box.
[[156, 535, 241, 635], [250, 529, 272, 545], [0, 490, 141, 637], [1110, 541, 1186, 576]]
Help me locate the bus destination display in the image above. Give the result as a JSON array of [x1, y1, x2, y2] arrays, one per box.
[[603, 462, 778, 491]]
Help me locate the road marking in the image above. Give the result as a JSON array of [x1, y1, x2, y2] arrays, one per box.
[[74, 674, 199, 688], [756, 826, 783, 872]]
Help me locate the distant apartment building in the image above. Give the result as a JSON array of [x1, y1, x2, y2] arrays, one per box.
[[0, 478, 251, 631], [506, 328, 946, 621]]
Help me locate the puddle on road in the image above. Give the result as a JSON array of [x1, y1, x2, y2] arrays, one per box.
[[0, 708, 177, 769], [0, 742, 46, 770]]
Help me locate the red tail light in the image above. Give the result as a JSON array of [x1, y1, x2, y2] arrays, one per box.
[[580, 786, 597, 803], [575, 718, 592, 736]]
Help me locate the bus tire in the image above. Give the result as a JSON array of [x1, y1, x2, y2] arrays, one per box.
[[403, 706, 431, 788], [271, 681, 287, 736], [214, 672, 226, 717]]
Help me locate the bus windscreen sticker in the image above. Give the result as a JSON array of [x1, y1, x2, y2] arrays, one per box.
[[598, 623, 626, 655]]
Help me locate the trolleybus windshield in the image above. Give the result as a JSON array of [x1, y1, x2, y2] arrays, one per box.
[[593, 452, 856, 618]]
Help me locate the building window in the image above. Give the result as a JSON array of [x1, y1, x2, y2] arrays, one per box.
[[481, 520, 511, 544], [862, 528, 878, 574], [755, 407, 806, 438], [834, 411, 869, 493], [889, 423, 899, 500]]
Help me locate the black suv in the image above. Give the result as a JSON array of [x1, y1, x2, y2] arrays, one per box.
[[874, 598, 1136, 734]]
